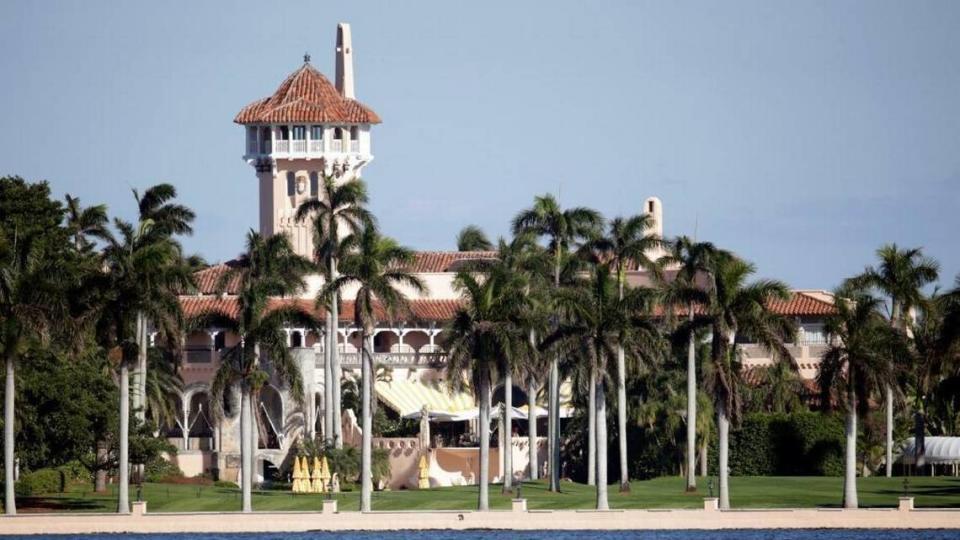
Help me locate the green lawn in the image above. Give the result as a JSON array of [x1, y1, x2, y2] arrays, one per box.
[[18, 476, 960, 513]]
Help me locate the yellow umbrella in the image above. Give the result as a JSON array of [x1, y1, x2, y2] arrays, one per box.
[[320, 455, 331, 492], [292, 455, 303, 493], [312, 456, 324, 493], [417, 453, 430, 489], [300, 456, 310, 493]]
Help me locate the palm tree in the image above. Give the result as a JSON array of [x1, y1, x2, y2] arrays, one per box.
[[818, 289, 904, 508], [322, 226, 424, 512], [190, 231, 316, 513], [64, 194, 108, 252], [296, 175, 371, 446], [661, 236, 720, 492], [545, 264, 661, 509], [129, 185, 194, 480], [456, 225, 493, 251], [697, 252, 796, 509], [846, 244, 939, 477], [585, 214, 662, 492], [444, 268, 529, 510], [512, 193, 602, 492], [98, 217, 191, 513], [0, 233, 65, 514]]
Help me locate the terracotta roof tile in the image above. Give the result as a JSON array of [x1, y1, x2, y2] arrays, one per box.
[[235, 63, 381, 125], [408, 251, 498, 273], [180, 296, 462, 323]]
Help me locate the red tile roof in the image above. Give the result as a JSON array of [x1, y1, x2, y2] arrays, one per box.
[[234, 63, 381, 125], [180, 296, 462, 323]]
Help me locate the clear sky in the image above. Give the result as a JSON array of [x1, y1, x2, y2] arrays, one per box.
[[1, 1, 958, 290]]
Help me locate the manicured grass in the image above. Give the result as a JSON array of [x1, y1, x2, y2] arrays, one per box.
[[18, 476, 960, 513]]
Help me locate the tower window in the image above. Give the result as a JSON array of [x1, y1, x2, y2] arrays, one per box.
[[287, 172, 296, 197], [334, 127, 344, 140], [310, 172, 319, 198], [279, 126, 290, 140], [214, 332, 226, 351], [648, 201, 655, 213], [292, 125, 306, 140], [310, 126, 324, 140], [350, 126, 359, 140]]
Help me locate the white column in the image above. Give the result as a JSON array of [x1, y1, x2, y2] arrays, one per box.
[[284, 329, 292, 347], [182, 398, 190, 450]]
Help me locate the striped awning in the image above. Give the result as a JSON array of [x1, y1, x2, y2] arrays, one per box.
[[375, 379, 475, 418]]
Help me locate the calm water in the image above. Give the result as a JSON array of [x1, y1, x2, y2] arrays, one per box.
[[8, 532, 960, 540]]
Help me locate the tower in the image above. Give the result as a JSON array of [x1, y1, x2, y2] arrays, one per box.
[[642, 196, 667, 263], [234, 23, 380, 258]]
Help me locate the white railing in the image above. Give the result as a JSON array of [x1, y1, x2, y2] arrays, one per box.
[[333, 351, 448, 368], [331, 140, 343, 152], [274, 140, 290, 153], [309, 140, 323, 152], [292, 140, 307, 153], [350, 140, 360, 152]]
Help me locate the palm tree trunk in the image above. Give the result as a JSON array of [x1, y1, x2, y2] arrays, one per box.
[[885, 386, 894, 478], [360, 331, 373, 512], [549, 357, 561, 491], [699, 440, 708, 477], [686, 307, 697, 491], [595, 366, 609, 510], [4, 354, 16, 515], [886, 300, 901, 478], [588, 368, 596, 486], [324, 312, 334, 442], [117, 360, 130, 514], [717, 400, 730, 510], [844, 380, 859, 509], [95, 441, 108, 492], [478, 368, 490, 511], [137, 314, 148, 423], [240, 383, 253, 512], [331, 275, 342, 448], [616, 343, 629, 492], [502, 369, 513, 493], [527, 378, 538, 480]]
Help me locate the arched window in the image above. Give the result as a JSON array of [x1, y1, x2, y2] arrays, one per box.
[[214, 332, 226, 351], [286, 172, 296, 196], [309, 172, 319, 198], [291, 331, 303, 348]]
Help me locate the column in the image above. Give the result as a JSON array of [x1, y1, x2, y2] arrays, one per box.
[[182, 398, 190, 450]]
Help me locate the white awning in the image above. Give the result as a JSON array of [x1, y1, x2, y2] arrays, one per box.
[[375, 379, 475, 419], [900, 437, 960, 465]]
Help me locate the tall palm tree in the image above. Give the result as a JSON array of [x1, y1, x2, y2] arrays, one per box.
[[818, 289, 904, 508], [0, 233, 65, 514], [191, 231, 316, 513], [64, 194, 108, 252], [322, 226, 424, 512], [444, 267, 529, 510], [98, 217, 191, 513], [296, 175, 371, 446], [846, 244, 939, 477], [545, 264, 661, 509], [661, 236, 720, 492], [512, 193, 601, 492], [585, 214, 662, 492], [697, 252, 796, 509], [456, 225, 493, 251], [130, 185, 195, 431]]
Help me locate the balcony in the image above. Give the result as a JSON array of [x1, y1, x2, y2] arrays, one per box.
[[316, 351, 448, 369], [246, 137, 362, 159]]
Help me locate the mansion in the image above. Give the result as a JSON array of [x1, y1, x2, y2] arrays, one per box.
[[170, 24, 837, 488]]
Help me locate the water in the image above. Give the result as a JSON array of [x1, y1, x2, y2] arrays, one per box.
[[6, 532, 959, 540]]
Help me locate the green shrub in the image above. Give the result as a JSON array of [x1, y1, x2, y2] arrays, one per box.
[[213, 480, 237, 489], [144, 457, 184, 483], [710, 411, 845, 476], [16, 468, 64, 496], [56, 460, 90, 485]]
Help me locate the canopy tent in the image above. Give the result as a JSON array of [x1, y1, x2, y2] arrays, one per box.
[[375, 379, 475, 419], [403, 403, 534, 422], [900, 437, 960, 465]]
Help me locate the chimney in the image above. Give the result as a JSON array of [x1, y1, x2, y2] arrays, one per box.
[[335, 23, 355, 99]]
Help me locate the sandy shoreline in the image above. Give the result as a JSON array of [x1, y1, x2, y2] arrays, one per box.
[[2, 505, 960, 534]]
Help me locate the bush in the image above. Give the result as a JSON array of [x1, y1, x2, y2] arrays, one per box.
[[213, 480, 237, 489], [56, 460, 90, 485], [710, 411, 845, 476], [16, 468, 64, 496], [144, 457, 184, 483]]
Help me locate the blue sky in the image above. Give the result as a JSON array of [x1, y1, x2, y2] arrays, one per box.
[[1, 1, 958, 290]]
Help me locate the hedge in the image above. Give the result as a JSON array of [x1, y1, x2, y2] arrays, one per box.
[[710, 411, 845, 476], [15, 468, 65, 496]]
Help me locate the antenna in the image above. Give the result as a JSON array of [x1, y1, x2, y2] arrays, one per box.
[[693, 214, 699, 242]]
